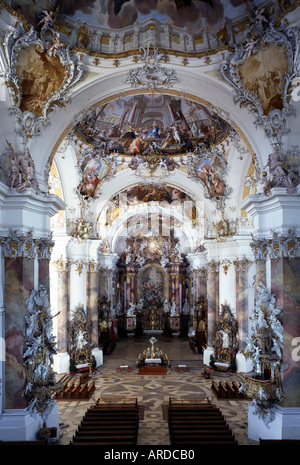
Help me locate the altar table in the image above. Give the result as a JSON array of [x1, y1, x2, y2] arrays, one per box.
[[116, 365, 132, 373], [175, 364, 190, 372], [145, 358, 161, 365]]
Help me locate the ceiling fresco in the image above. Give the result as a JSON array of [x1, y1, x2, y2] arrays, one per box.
[[73, 94, 231, 152], [10, 0, 263, 32]]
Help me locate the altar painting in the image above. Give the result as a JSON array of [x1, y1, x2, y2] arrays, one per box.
[[141, 266, 164, 310], [78, 157, 110, 198]]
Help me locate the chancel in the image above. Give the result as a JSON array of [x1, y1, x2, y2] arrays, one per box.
[[0, 0, 300, 447]]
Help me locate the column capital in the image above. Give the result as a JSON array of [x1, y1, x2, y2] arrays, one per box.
[[0, 228, 54, 260]]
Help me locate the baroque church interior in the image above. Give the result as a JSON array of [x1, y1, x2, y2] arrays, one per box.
[[0, 0, 300, 448]]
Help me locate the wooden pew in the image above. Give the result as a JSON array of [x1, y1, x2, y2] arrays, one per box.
[[218, 382, 228, 398], [70, 397, 139, 446], [86, 381, 95, 398], [168, 397, 238, 445], [225, 382, 236, 398], [77, 382, 88, 398], [260, 439, 300, 446], [70, 382, 82, 398], [211, 381, 220, 397], [232, 381, 246, 398], [0, 440, 48, 445], [202, 367, 211, 379]]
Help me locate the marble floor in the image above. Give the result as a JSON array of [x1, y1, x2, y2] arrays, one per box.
[[56, 335, 258, 446]]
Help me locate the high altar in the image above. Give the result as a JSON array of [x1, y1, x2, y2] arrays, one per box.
[[114, 228, 191, 335]]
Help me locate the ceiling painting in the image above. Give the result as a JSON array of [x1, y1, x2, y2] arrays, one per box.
[[10, 0, 253, 33], [104, 184, 198, 229], [72, 94, 231, 155]]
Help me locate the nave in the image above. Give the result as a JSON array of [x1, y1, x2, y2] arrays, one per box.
[[57, 336, 256, 446]]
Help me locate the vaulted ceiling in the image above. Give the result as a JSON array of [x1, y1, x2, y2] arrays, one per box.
[[1, 1, 299, 251]]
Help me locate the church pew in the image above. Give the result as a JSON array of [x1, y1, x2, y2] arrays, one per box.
[[81, 415, 138, 423], [202, 367, 211, 379], [87, 406, 139, 413], [96, 398, 138, 407], [211, 381, 220, 396], [218, 382, 228, 398], [170, 425, 231, 433], [70, 382, 82, 398], [70, 398, 139, 446], [63, 382, 75, 398], [92, 402, 138, 407], [79, 424, 137, 432], [225, 382, 236, 398], [85, 408, 138, 416], [78, 382, 89, 398], [169, 397, 211, 407], [0, 440, 48, 445], [169, 409, 224, 418], [171, 431, 235, 439], [70, 440, 137, 445], [83, 414, 138, 422], [168, 398, 238, 445], [232, 381, 246, 398], [260, 439, 300, 445], [80, 373, 89, 383], [75, 427, 136, 437], [71, 435, 137, 445], [85, 381, 95, 398], [171, 438, 237, 445]]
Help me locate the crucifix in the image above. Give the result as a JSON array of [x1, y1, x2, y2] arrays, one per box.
[[149, 336, 157, 358]]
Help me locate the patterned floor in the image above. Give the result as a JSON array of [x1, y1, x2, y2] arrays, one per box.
[[57, 336, 258, 446]]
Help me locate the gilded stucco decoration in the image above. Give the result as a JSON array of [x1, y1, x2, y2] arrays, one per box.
[[123, 45, 180, 91], [221, 9, 300, 140], [0, 228, 54, 260], [3, 17, 83, 138], [250, 228, 300, 262]]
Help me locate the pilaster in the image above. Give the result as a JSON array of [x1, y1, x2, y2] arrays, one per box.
[[0, 187, 64, 440], [240, 189, 300, 440]]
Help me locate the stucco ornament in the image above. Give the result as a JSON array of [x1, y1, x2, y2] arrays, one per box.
[[221, 10, 300, 141], [123, 45, 180, 91], [3, 19, 83, 139]]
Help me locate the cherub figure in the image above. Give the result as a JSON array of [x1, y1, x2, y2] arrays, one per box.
[[38, 10, 55, 32], [245, 37, 258, 57], [254, 8, 269, 27], [48, 36, 65, 56]]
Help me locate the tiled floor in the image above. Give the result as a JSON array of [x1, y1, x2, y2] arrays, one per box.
[[57, 335, 258, 446]]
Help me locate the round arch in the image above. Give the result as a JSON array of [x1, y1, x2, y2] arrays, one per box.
[[29, 65, 273, 186]]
